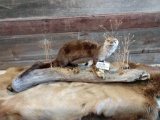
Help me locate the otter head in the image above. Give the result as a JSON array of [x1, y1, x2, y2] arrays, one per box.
[[105, 37, 119, 47], [102, 37, 119, 59], [97, 37, 119, 61]]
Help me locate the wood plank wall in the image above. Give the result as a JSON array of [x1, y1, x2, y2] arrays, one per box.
[[0, 12, 160, 36], [0, 0, 160, 19], [0, 0, 160, 69]]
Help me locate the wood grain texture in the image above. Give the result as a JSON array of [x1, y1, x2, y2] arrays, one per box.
[[0, 27, 160, 69], [1, 53, 160, 70], [12, 67, 149, 92], [0, 12, 160, 36], [0, 0, 160, 19], [0, 0, 160, 69]]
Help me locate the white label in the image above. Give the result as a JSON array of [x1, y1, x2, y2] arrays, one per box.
[[96, 61, 110, 70]]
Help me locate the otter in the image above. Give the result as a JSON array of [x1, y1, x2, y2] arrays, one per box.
[[18, 37, 119, 78]]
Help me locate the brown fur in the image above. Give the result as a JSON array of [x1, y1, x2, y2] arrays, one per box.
[[18, 40, 100, 78], [1, 62, 160, 120], [53, 40, 100, 66], [18, 38, 118, 78], [128, 62, 160, 97]]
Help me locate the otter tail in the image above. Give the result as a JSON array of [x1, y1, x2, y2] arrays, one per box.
[[18, 61, 51, 78]]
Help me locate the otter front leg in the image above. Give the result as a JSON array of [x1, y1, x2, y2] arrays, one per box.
[[85, 60, 106, 79], [92, 65, 106, 79]]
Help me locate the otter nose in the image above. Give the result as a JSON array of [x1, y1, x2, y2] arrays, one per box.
[[113, 39, 118, 43]]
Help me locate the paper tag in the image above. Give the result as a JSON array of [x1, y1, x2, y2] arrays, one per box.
[[96, 61, 110, 70]]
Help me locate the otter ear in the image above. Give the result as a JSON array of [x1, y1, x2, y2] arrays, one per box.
[[105, 39, 110, 42]]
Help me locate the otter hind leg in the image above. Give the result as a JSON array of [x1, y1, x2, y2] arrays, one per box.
[[67, 63, 78, 67]]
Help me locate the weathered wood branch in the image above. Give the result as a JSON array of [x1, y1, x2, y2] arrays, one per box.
[[11, 67, 150, 92]]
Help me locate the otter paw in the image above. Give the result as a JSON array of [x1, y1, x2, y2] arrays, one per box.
[[96, 69, 106, 79]]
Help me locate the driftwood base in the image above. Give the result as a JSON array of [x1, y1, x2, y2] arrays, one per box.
[[11, 67, 150, 92]]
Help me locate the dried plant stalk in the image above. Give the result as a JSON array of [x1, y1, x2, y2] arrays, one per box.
[[99, 20, 122, 38], [99, 20, 128, 73], [39, 35, 53, 69], [114, 33, 135, 72]]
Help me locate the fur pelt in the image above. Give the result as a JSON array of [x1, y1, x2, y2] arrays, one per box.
[[0, 62, 160, 120]]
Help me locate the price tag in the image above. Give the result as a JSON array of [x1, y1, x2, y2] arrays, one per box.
[[96, 61, 110, 70]]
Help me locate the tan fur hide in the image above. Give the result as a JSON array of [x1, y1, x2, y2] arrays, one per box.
[[0, 63, 160, 120]]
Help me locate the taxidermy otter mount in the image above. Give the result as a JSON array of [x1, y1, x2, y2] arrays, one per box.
[[18, 37, 119, 78], [7, 37, 151, 93], [7, 37, 120, 92]]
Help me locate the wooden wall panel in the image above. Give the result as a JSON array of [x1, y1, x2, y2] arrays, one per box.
[[0, 0, 160, 69], [0, 12, 160, 36], [0, 0, 160, 19], [0, 27, 160, 69]]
